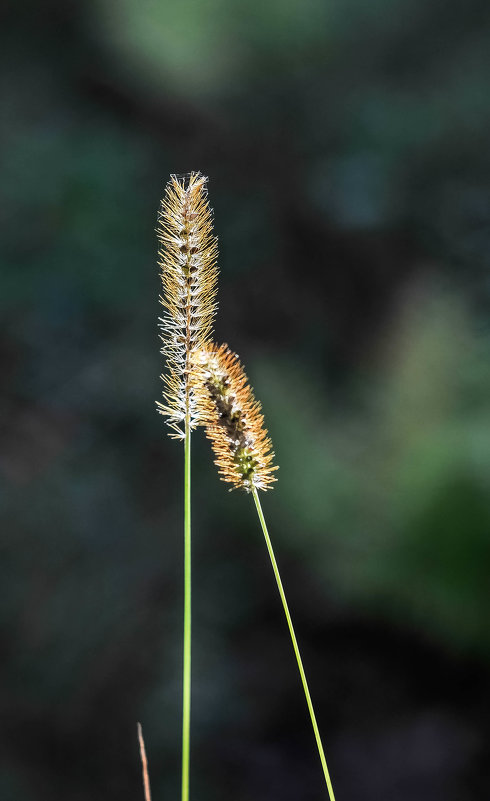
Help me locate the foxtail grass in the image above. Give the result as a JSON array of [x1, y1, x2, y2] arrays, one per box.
[[193, 342, 336, 800], [156, 172, 336, 800], [157, 172, 218, 801], [192, 343, 277, 491]]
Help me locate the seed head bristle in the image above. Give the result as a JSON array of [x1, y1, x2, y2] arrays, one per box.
[[192, 344, 278, 492], [156, 172, 219, 438]]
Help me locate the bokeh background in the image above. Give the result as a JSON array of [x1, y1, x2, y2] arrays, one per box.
[[1, 0, 490, 799]]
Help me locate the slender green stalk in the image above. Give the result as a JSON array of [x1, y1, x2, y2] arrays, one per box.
[[252, 489, 336, 801], [182, 421, 192, 801]]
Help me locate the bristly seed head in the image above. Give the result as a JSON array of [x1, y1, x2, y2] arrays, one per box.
[[156, 173, 219, 438], [192, 344, 278, 492]]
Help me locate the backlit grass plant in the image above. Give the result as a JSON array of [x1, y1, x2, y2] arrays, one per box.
[[157, 173, 336, 801], [156, 172, 218, 801]]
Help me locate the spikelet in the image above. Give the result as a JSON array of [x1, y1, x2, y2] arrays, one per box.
[[192, 343, 278, 491], [156, 172, 219, 438]]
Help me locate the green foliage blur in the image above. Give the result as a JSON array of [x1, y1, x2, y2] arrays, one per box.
[[1, 0, 490, 799]]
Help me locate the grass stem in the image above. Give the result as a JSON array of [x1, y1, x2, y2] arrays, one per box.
[[182, 422, 192, 801], [137, 723, 152, 801], [251, 488, 336, 801]]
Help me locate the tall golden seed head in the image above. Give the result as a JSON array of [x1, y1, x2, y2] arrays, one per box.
[[192, 344, 278, 492], [156, 172, 219, 438]]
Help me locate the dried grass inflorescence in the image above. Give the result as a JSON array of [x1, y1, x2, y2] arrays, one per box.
[[192, 344, 278, 492], [157, 172, 219, 438]]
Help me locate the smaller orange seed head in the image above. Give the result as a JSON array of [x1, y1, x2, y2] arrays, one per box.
[[192, 344, 278, 492]]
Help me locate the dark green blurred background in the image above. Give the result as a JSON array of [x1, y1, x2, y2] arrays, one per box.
[[1, 0, 490, 799]]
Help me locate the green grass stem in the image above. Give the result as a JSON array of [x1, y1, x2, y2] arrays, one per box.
[[182, 422, 192, 801], [251, 488, 336, 801]]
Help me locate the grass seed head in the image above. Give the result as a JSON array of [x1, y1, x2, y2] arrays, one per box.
[[192, 343, 278, 492], [156, 172, 219, 438]]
